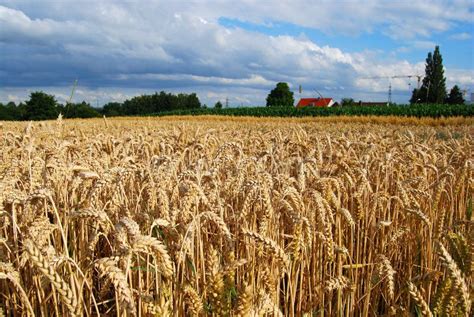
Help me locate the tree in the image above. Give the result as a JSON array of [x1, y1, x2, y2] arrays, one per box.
[[185, 93, 201, 109], [0, 101, 24, 120], [122, 94, 155, 115], [157, 91, 173, 112], [445, 85, 465, 105], [214, 101, 223, 109], [0, 103, 9, 120], [341, 98, 355, 107], [409, 87, 426, 104], [64, 101, 100, 118], [24, 91, 59, 120], [102, 102, 123, 116], [411, 46, 446, 104], [266, 82, 294, 107]]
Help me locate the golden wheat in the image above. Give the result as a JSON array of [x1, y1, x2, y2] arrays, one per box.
[[0, 116, 471, 316]]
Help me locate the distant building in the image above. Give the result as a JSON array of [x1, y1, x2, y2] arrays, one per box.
[[356, 101, 388, 107], [296, 98, 335, 108]]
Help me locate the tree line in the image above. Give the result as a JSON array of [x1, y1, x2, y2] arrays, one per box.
[[0, 91, 202, 121]]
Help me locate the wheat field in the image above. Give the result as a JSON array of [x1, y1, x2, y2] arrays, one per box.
[[0, 116, 472, 316]]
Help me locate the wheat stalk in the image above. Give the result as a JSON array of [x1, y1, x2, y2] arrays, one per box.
[[25, 240, 80, 316], [95, 257, 136, 316]]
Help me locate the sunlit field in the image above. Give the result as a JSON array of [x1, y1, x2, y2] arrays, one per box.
[[0, 116, 472, 316]]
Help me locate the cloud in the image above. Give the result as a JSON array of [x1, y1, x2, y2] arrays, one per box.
[[412, 41, 438, 50], [114, 73, 273, 88], [395, 40, 439, 54], [449, 32, 472, 40], [445, 69, 474, 87], [0, 0, 472, 105], [0, 6, 100, 46], [190, 0, 473, 39]]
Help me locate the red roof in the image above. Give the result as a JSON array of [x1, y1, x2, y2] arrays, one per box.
[[296, 98, 333, 108]]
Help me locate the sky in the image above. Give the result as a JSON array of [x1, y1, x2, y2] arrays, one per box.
[[0, 0, 473, 106]]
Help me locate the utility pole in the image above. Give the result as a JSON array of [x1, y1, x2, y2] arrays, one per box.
[[361, 74, 422, 102], [225, 97, 229, 108], [388, 83, 392, 104]]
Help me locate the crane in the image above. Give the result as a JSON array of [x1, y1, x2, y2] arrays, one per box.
[[360, 74, 424, 104], [361, 75, 423, 89]]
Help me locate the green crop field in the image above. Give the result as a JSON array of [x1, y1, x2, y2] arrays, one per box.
[[149, 104, 473, 118]]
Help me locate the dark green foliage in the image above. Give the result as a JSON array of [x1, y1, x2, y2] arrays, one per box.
[[2, 90, 471, 121], [428, 46, 447, 103], [122, 94, 153, 115], [106, 91, 202, 116], [0, 103, 10, 120], [63, 101, 100, 118], [341, 98, 355, 107], [445, 85, 465, 105], [24, 91, 60, 120], [409, 87, 428, 104], [0, 101, 25, 120], [266, 82, 294, 107], [0, 90, 203, 120], [147, 103, 473, 118], [185, 93, 201, 109], [215, 101, 223, 109], [102, 102, 123, 117], [412, 46, 447, 103]]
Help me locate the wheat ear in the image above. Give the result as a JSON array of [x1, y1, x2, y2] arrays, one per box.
[[25, 240, 80, 316], [407, 282, 433, 317], [95, 257, 136, 316]]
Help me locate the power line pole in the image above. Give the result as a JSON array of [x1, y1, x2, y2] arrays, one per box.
[[361, 75, 422, 103], [225, 97, 229, 108], [388, 83, 392, 104]]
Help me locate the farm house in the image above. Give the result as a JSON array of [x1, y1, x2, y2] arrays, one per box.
[[296, 97, 335, 108]]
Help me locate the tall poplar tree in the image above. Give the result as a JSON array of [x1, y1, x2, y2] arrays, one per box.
[[410, 46, 447, 104]]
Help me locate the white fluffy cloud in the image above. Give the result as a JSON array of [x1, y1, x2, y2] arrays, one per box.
[[0, 0, 473, 105]]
